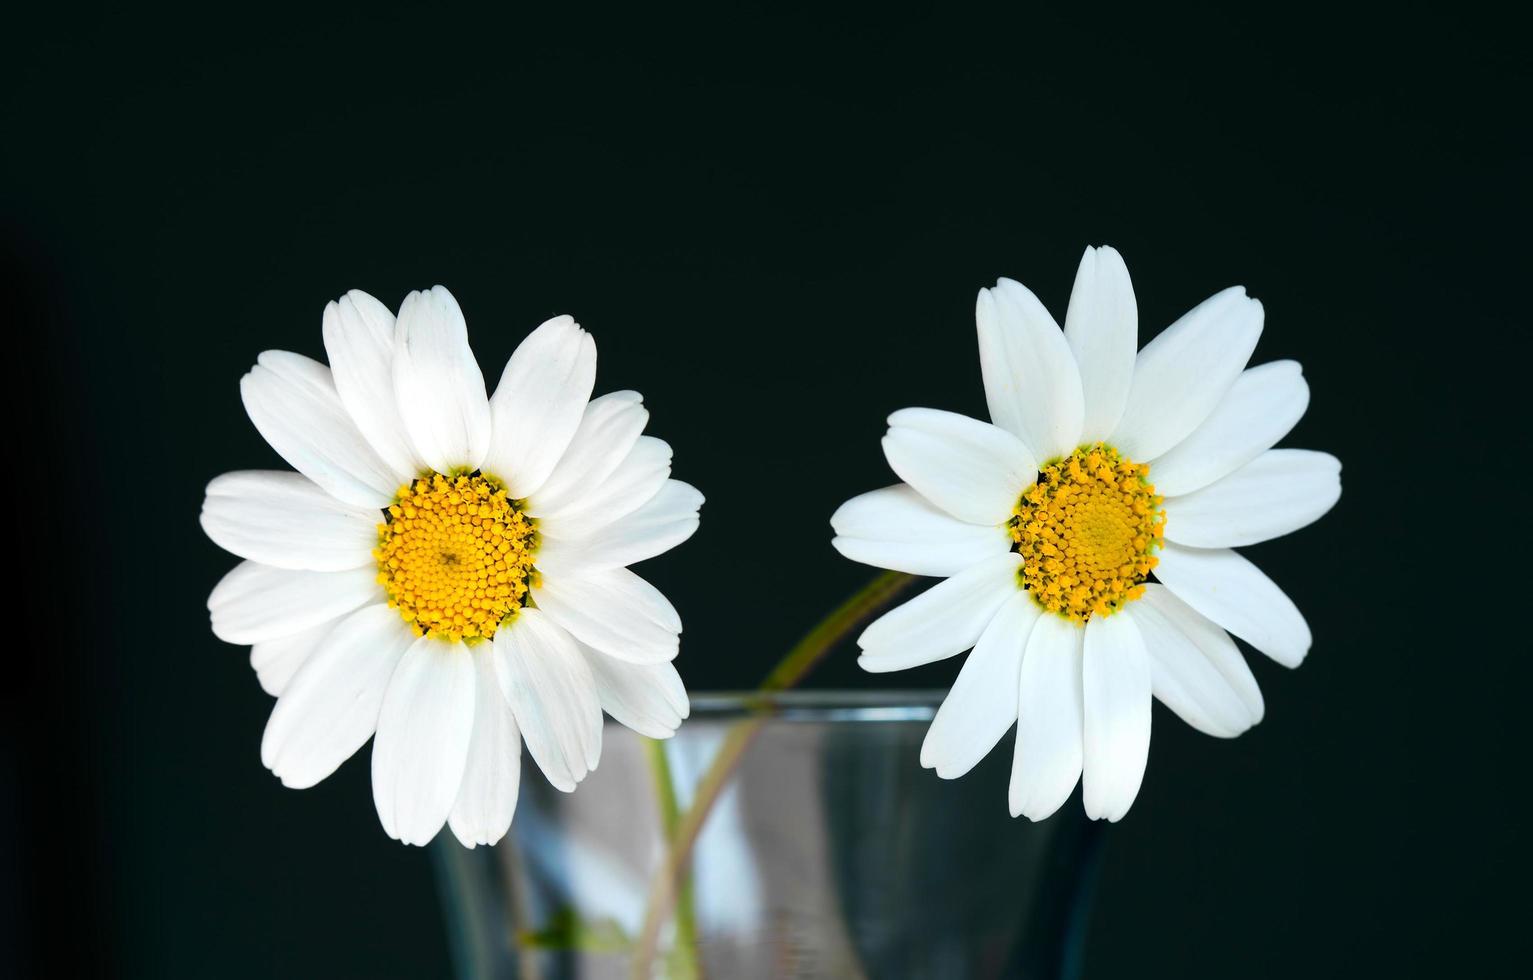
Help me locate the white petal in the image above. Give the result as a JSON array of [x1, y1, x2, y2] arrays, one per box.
[[1082, 611, 1152, 822], [481, 315, 597, 498], [920, 592, 1041, 779], [1149, 360, 1309, 496], [881, 408, 1038, 525], [1163, 449, 1341, 548], [533, 567, 680, 664], [1109, 287, 1264, 461], [494, 609, 603, 792], [976, 277, 1084, 461], [240, 351, 398, 507], [527, 391, 647, 517], [249, 619, 335, 697], [532, 436, 671, 541], [1064, 245, 1138, 442], [857, 553, 1022, 673], [580, 641, 690, 739], [536, 479, 701, 573], [261, 604, 413, 789], [1134, 585, 1263, 738], [830, 484, 1012, 576], [200, 470, 380, 571], [1153, 543, 1311, 668], [370, 636, 477, 846], [448, 645, 523, 848], [208, 561, 379, 645], [392, 286, 491, 474], [322, 290, 423, 481], [1009, 614, 1084, 821]]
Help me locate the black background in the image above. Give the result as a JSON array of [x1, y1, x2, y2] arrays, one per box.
[[3, 4, 1525, 976]]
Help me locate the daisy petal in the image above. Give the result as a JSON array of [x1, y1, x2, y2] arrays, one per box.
[[261, 604, 412, 789], [1149, 360, 1309, 496], [976, 277, 1084, 461], [533, 437, 672, 541], [857, 553, 1022, 673], [1163, 449, 1342, 548], [1082, 611, 1152, 822], [579, 641, 690, 739], [1064, 245, 1138, 442], [1009, 613, 1084, 821], [921, 592, 1041, 779], [208, 561, 379, 645], [201, 470, 380, 571], [448, 645, 522, 848], [1153, 542, 1312, 668], [494, 609, 603, 792], [392, 286, 491, 474], [533, 567, 680, 664], [830, 484, 1012, 576], [481, 315, 597, 498], [1135, 585, 1264, 738], [370, 636, 477, 845], [536, 479, 701, 573], [1109, 286, 1263, 461], [881, 408, 1039, 525], [527, 391, 648, 517], [250, 619, 335, 697], [240, 351, 398, 507], [322, 290, 423, 481]]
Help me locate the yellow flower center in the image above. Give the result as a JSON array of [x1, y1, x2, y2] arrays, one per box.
[[374, 473, 538, 642], [1010, 444, 1165, 623]]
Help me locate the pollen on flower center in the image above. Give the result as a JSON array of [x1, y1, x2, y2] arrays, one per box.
[[374, 473, 538, 642], [1010, 444, 1165, 623]]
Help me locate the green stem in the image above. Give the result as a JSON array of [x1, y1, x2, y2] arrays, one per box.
[[628, 570, 916, 979], [642, 738, 701, 979], [757, 570, 915, 693]]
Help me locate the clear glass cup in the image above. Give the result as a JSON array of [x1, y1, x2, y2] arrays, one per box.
[[434, 690, 1103, 979]]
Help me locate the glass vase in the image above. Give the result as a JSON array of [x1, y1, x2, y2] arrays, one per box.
[[434, 691, 1103, 979]]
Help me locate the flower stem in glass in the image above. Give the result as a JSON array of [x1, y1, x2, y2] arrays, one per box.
[[642, 737, 702, 979], [629, 570, 916, 978]]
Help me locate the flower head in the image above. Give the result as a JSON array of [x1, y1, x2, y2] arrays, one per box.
[[831, 247, 1339, 821], [203, 286, 701, 846]]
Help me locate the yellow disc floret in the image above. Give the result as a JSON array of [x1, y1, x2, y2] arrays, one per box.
[[1011, 444, 1165, 623], [374, 473, 538, 642]]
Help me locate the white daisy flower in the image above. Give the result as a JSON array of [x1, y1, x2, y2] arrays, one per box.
[[202, 286, 701, 847], [830, 246, 1340, 822]]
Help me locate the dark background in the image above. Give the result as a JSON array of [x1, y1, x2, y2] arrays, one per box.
[[3, 4, 1524, 976]]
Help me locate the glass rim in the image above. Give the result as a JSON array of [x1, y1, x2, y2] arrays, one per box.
[[685, 689, 944, 722]]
